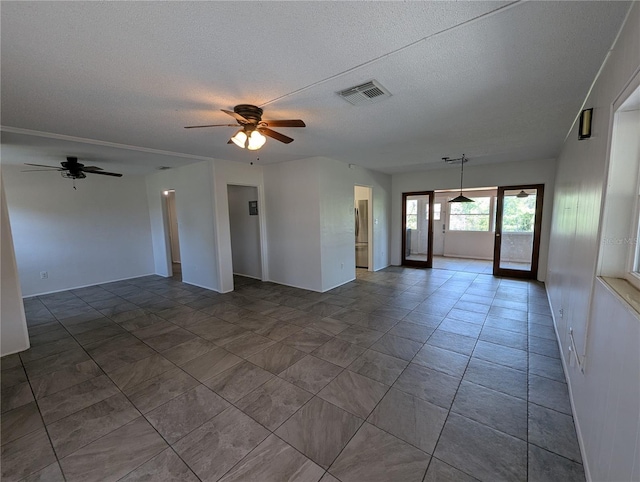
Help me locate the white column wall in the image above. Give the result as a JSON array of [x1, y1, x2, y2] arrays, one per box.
[[317, 158, 392, 291], [146, 161, 219, 291], [211, 159, 267, 293], [263, 158, 323, 291], [1, 171, 29, 356]]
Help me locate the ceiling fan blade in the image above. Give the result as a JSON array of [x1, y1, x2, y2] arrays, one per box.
[[21, 169, 64, 172], [24, 163, 61, 169], [81, 166, 103, 171], [221, 109, 250, 124], [184, 123, 238, 129], [259, 127, 294, 144], [261, 119, 306, 128], [83, 169, 122, 177]]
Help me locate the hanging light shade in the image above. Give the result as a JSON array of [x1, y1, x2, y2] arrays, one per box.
[[247, 130, 266, 150], [230, 130, 248, 148], [444, 154, 474, 203], [516, 190, 529, 198]]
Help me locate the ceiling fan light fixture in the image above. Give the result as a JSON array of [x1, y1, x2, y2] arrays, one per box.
[[247, 130, 266, 150], [231, 130, 248, 148]]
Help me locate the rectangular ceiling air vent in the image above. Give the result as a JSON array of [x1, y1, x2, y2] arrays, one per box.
[[338, 80, 391, 106]]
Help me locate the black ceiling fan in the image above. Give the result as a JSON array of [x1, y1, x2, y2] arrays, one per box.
[[23, 157, 123, 179], [184, 104, 305, 148]]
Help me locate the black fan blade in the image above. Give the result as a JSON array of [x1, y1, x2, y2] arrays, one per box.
[[261, 119, 306, 128], [25, 163, 61, 169], [22, 169, 64, 172], [221, 109, 250, 124], [259, 127, 294, 144], [81, 166, 103, 171], [83, 169, 122, 177], [184, 123, 238, 129]]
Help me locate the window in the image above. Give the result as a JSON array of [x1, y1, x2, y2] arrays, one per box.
[[434, 203, 441, 221], [598, 76, 640, 293], [629, 174, 640, 289], [449, 197, 491, 231], [406, 199, 418, 230]]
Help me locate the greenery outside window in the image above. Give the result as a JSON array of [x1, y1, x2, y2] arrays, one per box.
[[449, 197, 491, 231]]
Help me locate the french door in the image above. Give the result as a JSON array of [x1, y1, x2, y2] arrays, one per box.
[[493, 184, 544, 279], [402, 191, 434, 268]]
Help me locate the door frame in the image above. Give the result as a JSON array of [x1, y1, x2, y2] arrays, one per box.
[[402, 191, 434, 268], [493, 184, 544, 279]]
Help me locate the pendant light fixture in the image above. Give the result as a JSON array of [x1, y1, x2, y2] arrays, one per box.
[[516, 190, 529, 198], [444, 154, 474, 203]]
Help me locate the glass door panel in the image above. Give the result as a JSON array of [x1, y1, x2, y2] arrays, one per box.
[[402, 192, 434, 268], [493, 185, 544, 278]]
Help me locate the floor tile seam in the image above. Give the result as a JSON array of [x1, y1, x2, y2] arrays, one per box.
[[527, 399, 577, 418], [475, 338, 528, 355], [418, 315, 486, 480], [63, 416, 170, 481], [1, 370, 57, 477], [44, 399, 142, 461], [192, 363, 326, 442], [527, 440, 586, 466], [456, 377, 529, 405], [22, 316, 115, 396], [236, 388, 364, 471], [526, 369, 570, 385], [458, 374, 528, 402], [219, 429, 331, 482]]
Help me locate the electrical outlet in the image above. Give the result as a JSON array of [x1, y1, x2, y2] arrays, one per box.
[[40, 271, 48, 279]]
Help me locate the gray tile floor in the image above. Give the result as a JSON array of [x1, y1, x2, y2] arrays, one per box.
[[1, 260, 586, 482]]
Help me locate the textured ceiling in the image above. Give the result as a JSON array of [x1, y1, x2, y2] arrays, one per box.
[[0, 1, 632, 175]]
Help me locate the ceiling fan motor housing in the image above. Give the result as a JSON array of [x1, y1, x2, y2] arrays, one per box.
[[234, 104, 263, 124]]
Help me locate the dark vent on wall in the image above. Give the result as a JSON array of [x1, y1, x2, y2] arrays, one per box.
[[338, 80, 391, 106]]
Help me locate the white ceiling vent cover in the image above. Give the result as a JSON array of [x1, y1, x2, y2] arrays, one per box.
[[338, 80, 391, 106]]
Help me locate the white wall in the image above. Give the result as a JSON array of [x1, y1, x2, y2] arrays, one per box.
[[146, 162, 219, 291], [263, 157, 392, 292], [444, 230, 494, 260], [317, 158, 392, 291], [3, 164, 154, 296], [228, 185, 261, 279], [546, 4, 639, 481], [1, 171, 29, 356], [392, 158, 556, 280], [264, 158, 323, 291]]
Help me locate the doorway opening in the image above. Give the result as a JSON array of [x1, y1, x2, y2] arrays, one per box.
[[163, 189, 182, 281], [227, 185, 262, 283], [355, 185, 373, 270], [402, 185, 544, 278]]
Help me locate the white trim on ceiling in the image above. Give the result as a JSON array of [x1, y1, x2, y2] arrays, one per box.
[[0, 126, 214, 162]]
